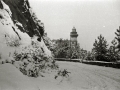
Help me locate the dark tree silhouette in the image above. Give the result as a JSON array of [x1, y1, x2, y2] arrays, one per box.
[[93, 34, 108, 61], [115, 26, 120, 51], [107, 39, 118, 62]]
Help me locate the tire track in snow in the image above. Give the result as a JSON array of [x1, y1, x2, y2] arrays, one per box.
[[80, 65, 120, 90]]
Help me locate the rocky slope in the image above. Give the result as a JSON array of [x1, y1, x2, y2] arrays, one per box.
[[2, 0, 44, 38], [0, 0, 55, 77]]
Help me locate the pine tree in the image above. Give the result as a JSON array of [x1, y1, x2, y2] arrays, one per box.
[[107, 39, 118, 61], [93, 34, 108, 61], [115, 26, 120, 51]]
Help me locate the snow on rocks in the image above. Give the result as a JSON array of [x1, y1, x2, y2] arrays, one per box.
[[43, 33, 54, 51], [0, 0, 12, 17], [0, 0, 56, 78]]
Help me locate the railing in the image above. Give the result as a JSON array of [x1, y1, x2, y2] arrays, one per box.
[[82, 60, 120, 68], [55, 58, 120, 68], [54, 58, 80, 62]]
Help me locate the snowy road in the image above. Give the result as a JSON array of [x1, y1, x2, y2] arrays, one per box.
[[0, 62, 120, 90], [32, 61, 120, 90]]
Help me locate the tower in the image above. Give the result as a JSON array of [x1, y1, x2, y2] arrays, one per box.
[[70, 27, 78, 46]]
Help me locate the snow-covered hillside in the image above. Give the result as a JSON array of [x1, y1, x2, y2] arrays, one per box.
[[0, 0, 55, 77], [0, 0, 57, 89]]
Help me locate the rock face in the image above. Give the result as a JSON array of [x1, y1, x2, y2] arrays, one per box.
[[0, 0, 56, 77], [3, 0, 44, 38]]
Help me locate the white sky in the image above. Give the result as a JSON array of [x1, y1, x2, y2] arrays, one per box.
[[29, 0, 120, 51]]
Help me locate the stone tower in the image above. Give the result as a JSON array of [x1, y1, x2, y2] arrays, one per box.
[[70, 27, 78, 46]]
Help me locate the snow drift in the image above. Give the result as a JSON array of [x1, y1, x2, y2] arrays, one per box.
[[0, 63, 39, 90]]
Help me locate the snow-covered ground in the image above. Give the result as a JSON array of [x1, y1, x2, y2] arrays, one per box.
[[0, 63, 39, 90], [30, 61, 120, 90], [1, 61, 119, 90]]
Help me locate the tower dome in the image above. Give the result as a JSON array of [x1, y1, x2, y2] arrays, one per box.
[[70, 27, 78, 46], [72, 27, 76, 32], [70, 27, 78, 37]]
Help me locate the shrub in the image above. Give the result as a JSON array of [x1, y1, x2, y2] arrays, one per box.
[[12, 40, 58, 77], [93, 35, 108, 61], [55, 69, 70, 79]]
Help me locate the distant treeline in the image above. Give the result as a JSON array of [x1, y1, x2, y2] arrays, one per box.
[[52, 26, 120, 62]]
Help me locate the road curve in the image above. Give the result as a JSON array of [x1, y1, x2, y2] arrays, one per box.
[[29, 61, 120, 90], [57, 61, 120, 90]]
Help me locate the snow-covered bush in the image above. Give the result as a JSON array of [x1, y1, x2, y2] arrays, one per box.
[[12, 40, 58, 77], [55, 69, 71, 79]]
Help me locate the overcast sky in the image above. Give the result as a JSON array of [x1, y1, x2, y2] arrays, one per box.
[[29, 0, 120, 51]]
